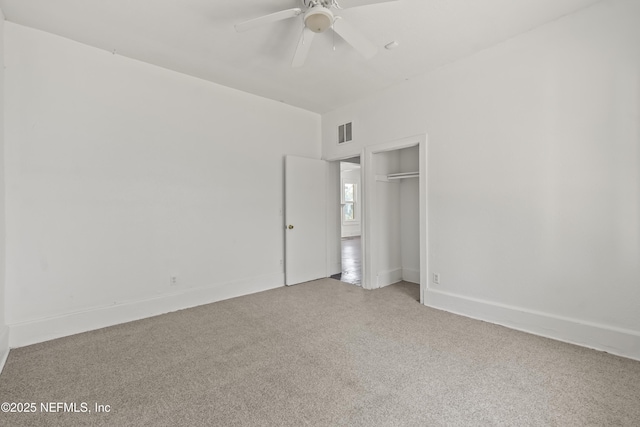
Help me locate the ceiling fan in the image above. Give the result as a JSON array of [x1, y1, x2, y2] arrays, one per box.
[[234, 0, 398, 67]]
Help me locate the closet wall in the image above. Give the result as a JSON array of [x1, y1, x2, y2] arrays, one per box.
[[373, 145, 420, 287]]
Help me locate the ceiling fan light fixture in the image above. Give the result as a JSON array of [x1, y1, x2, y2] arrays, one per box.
[[304, 7, 334, 33]]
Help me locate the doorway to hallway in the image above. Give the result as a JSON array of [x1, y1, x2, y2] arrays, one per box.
[[331, 158, 362, 286]]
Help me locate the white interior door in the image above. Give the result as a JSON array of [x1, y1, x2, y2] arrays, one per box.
[[285, 155, 327, 285]]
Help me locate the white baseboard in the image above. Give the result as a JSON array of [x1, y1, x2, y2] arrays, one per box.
[[402, 268, 420, 284], [425, 288, 640, 361], [0, 326, 10, 374], [9, 273, 284, 348], [377, 268, 403, 288]]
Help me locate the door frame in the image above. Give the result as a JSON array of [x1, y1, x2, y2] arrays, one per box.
[[325, 133, 428, 304]]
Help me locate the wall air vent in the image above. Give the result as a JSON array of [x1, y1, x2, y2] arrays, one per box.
[[338, 122, 353, 144]]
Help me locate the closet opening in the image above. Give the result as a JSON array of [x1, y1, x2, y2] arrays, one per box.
[[362, 135, 427, 304]]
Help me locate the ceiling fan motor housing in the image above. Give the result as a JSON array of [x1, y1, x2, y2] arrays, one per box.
[[304, 6, 334, 33]]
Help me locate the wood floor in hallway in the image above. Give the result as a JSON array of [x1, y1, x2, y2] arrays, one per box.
[[331, 236, 361, 285]]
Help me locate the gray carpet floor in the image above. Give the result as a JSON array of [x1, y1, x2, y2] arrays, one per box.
[[0, 279, 639, 426]]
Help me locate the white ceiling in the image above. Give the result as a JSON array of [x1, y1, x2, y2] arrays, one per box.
[[0, 0, 601, 113]]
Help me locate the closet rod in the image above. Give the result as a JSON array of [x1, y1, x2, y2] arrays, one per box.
[[387, 172, 419, 180]]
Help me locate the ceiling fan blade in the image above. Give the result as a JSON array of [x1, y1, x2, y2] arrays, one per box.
[[292, 27, 316, 68], [337, 0, 399, 9], [331, 17, 377, 59], [234, 8, 302, 33]]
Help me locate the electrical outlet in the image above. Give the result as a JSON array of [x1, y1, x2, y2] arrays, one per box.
[[433, 273, 440, 285], [170, 275, 178, 286]]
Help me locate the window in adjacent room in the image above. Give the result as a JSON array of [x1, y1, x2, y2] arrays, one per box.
[[342, 181, 357, 224]]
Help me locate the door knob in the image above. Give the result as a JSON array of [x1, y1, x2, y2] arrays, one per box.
[[288, 225, 294, 229]]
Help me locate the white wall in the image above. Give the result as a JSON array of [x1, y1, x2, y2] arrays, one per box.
[[322, 0, 640, 360], [0, 8, 9, 370], [326, 161, 342, 276], [5, 23, 321, 346]]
